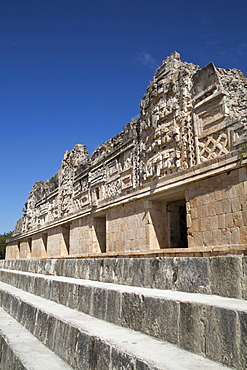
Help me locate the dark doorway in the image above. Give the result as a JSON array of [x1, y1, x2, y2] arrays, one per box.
[[42, 233, 48, 252], [62, 224, 70, 255], [94, 216, 106, 253], [167, 200, 188, 248], [28, 238, 32, 253]]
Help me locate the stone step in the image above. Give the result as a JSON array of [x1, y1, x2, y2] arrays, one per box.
[[0, 256, 246, 299], [0, 307, 73, 370], [0, 269, 246, 369], [0, 281, 234, 370]]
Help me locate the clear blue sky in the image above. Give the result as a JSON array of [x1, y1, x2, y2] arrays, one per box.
[[0, 0, 247, 234]]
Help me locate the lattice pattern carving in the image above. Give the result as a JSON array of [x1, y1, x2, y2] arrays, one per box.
[[198, 133, 229, 162]]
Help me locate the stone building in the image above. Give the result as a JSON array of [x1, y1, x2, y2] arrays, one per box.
[[6, 51, 247, 259]]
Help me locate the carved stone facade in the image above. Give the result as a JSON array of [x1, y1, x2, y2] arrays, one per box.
[[6, 52, 247, 259]]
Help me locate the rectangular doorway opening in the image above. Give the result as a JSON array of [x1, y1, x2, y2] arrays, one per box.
[[62, 224, 70, 255], [42, 233, 48, 252], [28, 238, 32, 253], [94, 215, 106, 253], [167, 199, 188, 248]]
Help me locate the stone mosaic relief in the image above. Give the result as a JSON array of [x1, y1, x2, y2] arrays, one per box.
[[139, 52, 199, 178], [198, 132, 229, 162], [13, 52, 247, 235]]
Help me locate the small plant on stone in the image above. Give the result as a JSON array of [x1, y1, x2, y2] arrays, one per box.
[[239, 143, 247, 164]]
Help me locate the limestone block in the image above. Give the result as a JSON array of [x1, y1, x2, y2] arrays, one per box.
[[178, 302, 206, 356], [230, 227, 241, 244], [90, 337, 111, 370], [28, 260, 37, 273], [89, 259, 103, 281], [231, 197, 242, 213], [228, 185, 237, 199], [76, 332, 92, 370], [105, 289, 121, 326], [53, 320, 68, 360], [143, 296, 179, 344], [61, 324, 79, 368], [33, 309, 50, 343], [102, 258, 117, 284], [51, 280, 69, 306], [77, 285, 92, 315], [238, 311, 247, 370], [208, 203, 216, 216], [0, 336, 24, 370], [34, 275, 45, 296], [193, 232, 203, 247], [111, 348, 136, 370], [67, 283, 79, 309], [242, 210, 247, 226], [212, 229, 223, 245], [242, 257, 247, 300], [112, 258, 124, 284], [177, 258, 210, 294], [240, 226, 247, 244], [205, 306, 238, 368], [200, 217, 211, 232], [225, 213, 234, 228], [221, 228, 232, 244], [197, 205, 208, 219], [131, 259, 148, 287], [55, 259, 66, 277], [122, 259, 134, 286], [20, 300, 37, 334], [190, 206, 198, 220], [121, 292, 144, 333], [222, 199, 231, 213], [76, 259, 90, 280], [209, 257, 242, 298], [91, 287, 107, 320], [150, 257, 176, 290], [214, 189, 223, 201], [210, 215, 218, 230], [217, 214, 225, 229], [202, 230, 213, 246]]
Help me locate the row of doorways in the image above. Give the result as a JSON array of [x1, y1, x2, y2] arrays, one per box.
[[93, 199, 188, 253]]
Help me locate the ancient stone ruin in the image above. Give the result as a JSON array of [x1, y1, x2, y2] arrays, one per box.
[[6, 51, 247, 259], [1, 52, 246, 369]]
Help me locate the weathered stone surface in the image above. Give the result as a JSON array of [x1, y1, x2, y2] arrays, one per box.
[[77, 284, 92, 315], [76, 332, 92, 370], [144, 296, 179, 344], [91, 287, 107, 320], [238, 311, 247, 370], [0, 308, 72, 370], [105, 288, 121, 325], [91, 337, 111, 370], [205, 306, 239, 368], [121, 292, 145, 332], [177, 258, 210, 294], [209, 257, 243, 298], [111, 348, 135, 370], [242, 257, 247, 300], [1, 256, 246, 299], [178, 302, 205, 355], [1, 269, 244, 369]]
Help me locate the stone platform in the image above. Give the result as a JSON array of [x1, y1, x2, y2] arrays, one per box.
[[0, 256, 246, 369]]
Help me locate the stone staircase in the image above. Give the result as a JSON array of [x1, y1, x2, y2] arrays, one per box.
[[0, 257, 246, 369]]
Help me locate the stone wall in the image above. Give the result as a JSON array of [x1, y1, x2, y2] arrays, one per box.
[[6, 51, 247, 259], [188, 166, 247, 250]]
